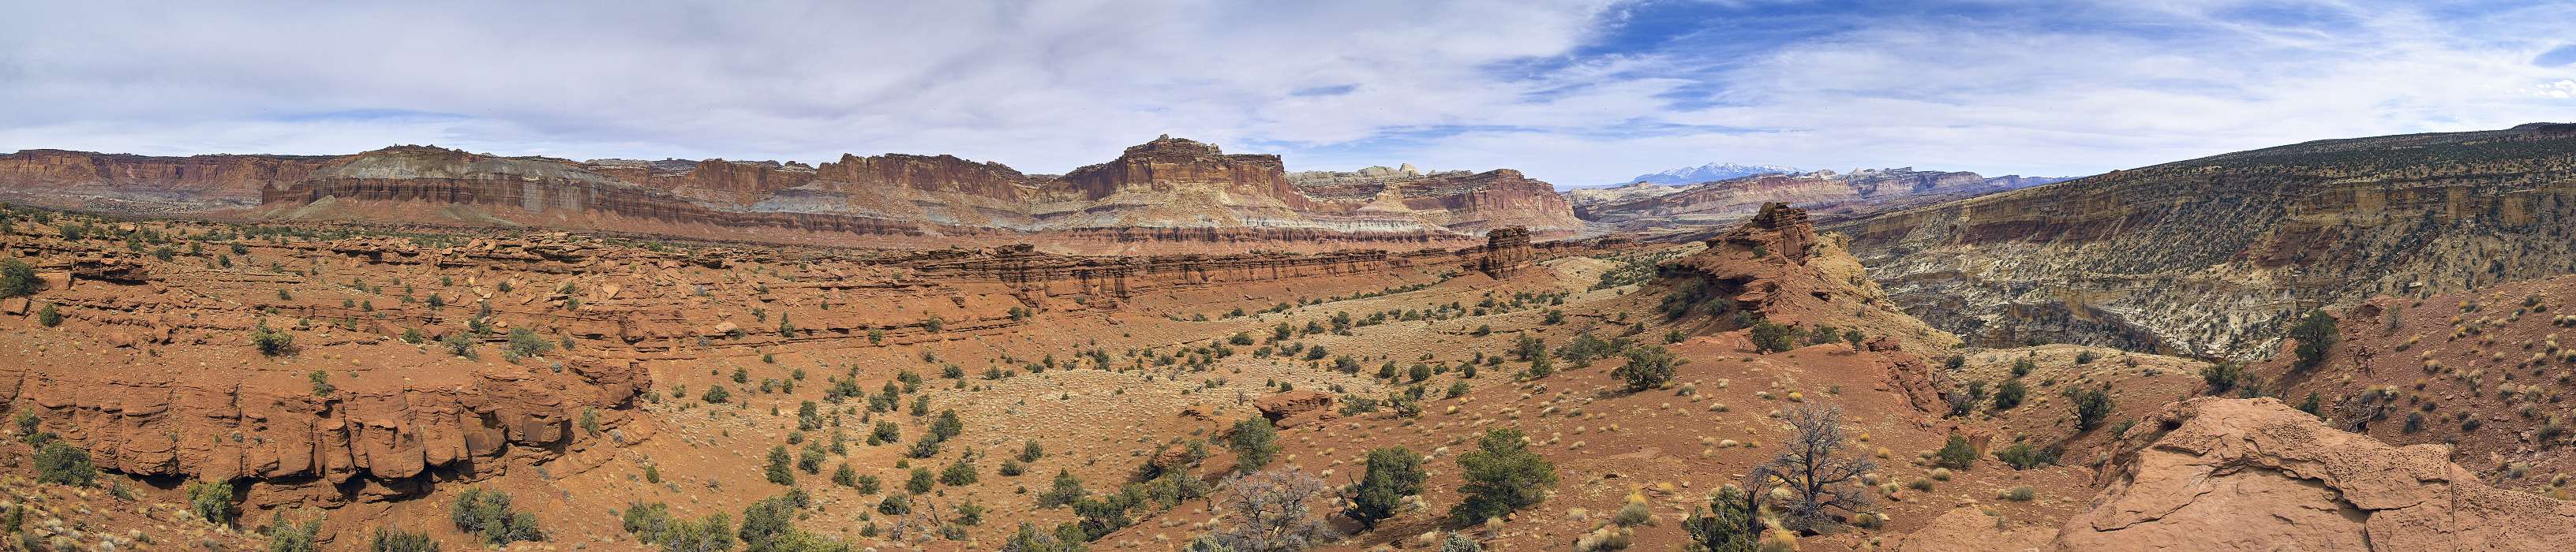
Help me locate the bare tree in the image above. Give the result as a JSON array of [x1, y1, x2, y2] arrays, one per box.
[[1754, 404, 1877, 531], [1213, 468, 1339, 552]]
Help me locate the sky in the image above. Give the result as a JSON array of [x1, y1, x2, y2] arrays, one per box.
[[2, 0, 2572, 187]]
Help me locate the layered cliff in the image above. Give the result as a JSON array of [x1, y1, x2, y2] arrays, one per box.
[[1837, 123, 2576, 357], [1573, 167, 2066, 230], [0, 149, 332, 213], [4, 136, 1582, 248]]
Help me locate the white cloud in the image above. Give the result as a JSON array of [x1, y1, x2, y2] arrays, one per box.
[[0, 0, 2567, 186]]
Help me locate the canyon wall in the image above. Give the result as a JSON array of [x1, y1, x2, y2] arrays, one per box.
[[3, 135, 1582, 249], [1836, 123, 2576, 357]]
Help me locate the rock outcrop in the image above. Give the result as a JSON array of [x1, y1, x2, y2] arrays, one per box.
[[1654, 203, 1960, 352], [1471, 226, 1534, 278], [1837, 123, 2576, 357], [4, 136, 1583, 249], [2058, 397, 2576, 551]]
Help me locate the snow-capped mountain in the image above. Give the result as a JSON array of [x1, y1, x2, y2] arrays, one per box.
[[1620, 162, 1799, 185]]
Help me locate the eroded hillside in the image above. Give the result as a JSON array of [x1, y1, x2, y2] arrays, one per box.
[[1840, 123, 2576, 358]]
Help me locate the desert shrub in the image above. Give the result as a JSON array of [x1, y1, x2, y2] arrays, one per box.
[[1451, 427, 1558, 524], [1039, 469, 1088, 508], [907, 467, 935, 494], [738, 497, 804, 552], [507, 328, 550, 359], [1229, 417, 1280, 472], [765, 446, 795, 484], [369, 528, 441, 552], [2065, 383, 2115, 431], [702, 385, 732, 405], [1443, 533, 1484, 552], [660, 513, 739, 552], [1613, 345, 1683, 392], [36, 302, 60, 326], [1748, 322, 1797, 353], [188, 479, 235, 526], [1346, 446, 1425, 528], [1683, 486, 1756, 552], [1021, 438, 1046, 462], [264, 510, 326, 552], [2200, 363, 2244, 394], [442, 331, 477, 358], [2009, 357, 2035, 378], [1991, 379, 2027, 409], [2074, 350, 2099, 364], [1612, 497, 1653, 527], [1935, 435, 1977, 469], [0, 259, 34, 298], [450, 487, 543, 546], [942, 457, 980, 486], [34, 441, 94, 486], [1998, 487, 2036, 502], [2288, 310, 2338, 372], [1993, 442, 2057, 470], [253, 323, 296, 356]]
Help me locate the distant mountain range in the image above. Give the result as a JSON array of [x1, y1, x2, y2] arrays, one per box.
[[1567, 166, 2073, 229], [1620, 162, 1799, 185]]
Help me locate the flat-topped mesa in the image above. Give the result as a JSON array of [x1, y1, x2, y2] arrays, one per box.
[[1472, 226, 1535, 278]]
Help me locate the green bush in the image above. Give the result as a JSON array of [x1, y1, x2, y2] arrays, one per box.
[[1613, 345, 1683, 392], [2200, 363, 2244, 394], [1038, 469, 1087, 508], [2065, 383, 2116, 431], [1451, 428, 1557, 524], [253, 323, 295, 356], [941, 458, 979, 486], [36, 302, 61, 327], [449, 487, 543, 546], [1994, 442, 2057, 470], [369, 528, 441, 552], [2288, 311, 2338, 372], [1684, 483, 1757, 551], [765, 446, 795, 484], [35, 441, 95, 486], [1935, 435, 1978, 469], [1228, 417, 1279, 472], [0, 259, 35, 298], [507, 328, 551, 359], [1991, 379, 2027, 409], [1346, 446, 1425, 528], [188, 479, 235, 526], [1748, 322, 1796, 353], [264, 510, 325, 552]]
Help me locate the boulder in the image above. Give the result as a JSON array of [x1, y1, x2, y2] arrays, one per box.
[[2054, 397, 2576, 551], [1254, 390, 1335, 428]]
